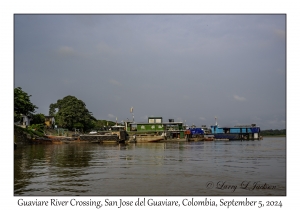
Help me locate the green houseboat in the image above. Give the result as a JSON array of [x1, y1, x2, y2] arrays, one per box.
[[124, 117, 185, 142]]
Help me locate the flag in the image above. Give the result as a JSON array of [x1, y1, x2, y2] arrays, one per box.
[[130, 107, 133, 113]]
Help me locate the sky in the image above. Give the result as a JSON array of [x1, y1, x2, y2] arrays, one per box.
[[14, 14, 286, 130]]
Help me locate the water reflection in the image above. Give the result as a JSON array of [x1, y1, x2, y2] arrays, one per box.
[[14, 137, 286, 196]]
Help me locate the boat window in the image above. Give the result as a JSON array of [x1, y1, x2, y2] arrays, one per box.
[[131, 124, 137, 131], [155, 119, 162, 123], [223, 128, 230, 133]]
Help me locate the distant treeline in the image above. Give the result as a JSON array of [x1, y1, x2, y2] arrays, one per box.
[[260, 129, 286, 136]]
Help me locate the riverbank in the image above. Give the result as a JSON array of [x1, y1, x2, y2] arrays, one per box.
[[14, 125, 79, 146]]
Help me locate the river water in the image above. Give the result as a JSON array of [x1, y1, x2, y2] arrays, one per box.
[[14, 137, 286, 196]]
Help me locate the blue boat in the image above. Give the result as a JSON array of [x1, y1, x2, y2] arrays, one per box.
[[210, 123, 261, 140]]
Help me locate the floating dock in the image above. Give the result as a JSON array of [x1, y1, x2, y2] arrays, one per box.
[[79, 130, 126, 143]]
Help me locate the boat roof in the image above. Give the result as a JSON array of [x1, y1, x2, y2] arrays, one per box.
[[211, 124, 260, 128], [129, 122, 183, 125]]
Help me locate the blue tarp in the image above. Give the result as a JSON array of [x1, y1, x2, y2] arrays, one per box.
[[250, 127, 260, 133], [189, 128, 204, 135]]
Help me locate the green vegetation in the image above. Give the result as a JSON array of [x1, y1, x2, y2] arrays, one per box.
[[14, 87, 38, 122], [27, 124, 45, 136], [15, 87, 120, 136], [93, 120, 116, 130], [14, 124, 44, 138], [31, 113, 45, 125], [260, 129, 286, 136], [49, 95, 96, 131], [14, 87, 45, 139]]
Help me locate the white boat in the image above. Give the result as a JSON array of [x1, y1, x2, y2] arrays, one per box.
[[89, 131, 97, 134]]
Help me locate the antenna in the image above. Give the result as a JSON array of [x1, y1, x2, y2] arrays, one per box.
[[130, 107, 134, 122], [215, 116, 218, 126]]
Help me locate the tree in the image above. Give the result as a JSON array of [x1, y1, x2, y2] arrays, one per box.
[[14, 87, 38, 122], [49, 95, 96, 131], [93, 120, 116, 130], [31, 113, 45, 125]]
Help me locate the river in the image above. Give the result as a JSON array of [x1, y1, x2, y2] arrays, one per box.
[[14, 137, 286, 196]]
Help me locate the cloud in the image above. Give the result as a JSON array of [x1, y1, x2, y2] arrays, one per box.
[[183, 95, 190, 100], [57, 46, 76, 56], [97, 42, 120, 56], [274, 29, 285, 40], [268, 118, 285, 125], [276, 68, 285, 75], [251, 116, 262, 122], [112, 95, 122, 102], [141, 115, 148, 121], [62, 78, 76, 85], [233, 95, 246, 101], [108, 114, 116, 119], [176, 117, 183, 122], [110, 79, 122, 86], [14, 15, 286, 130]]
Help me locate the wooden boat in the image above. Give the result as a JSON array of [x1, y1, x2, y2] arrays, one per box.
[[80, 128, 127, 144], [214, 138, 229, 141], [187, 135, 205, 141], [204, 135, 214, 141], [134, 134, 164, 143], [80, 133, 123, 143]]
